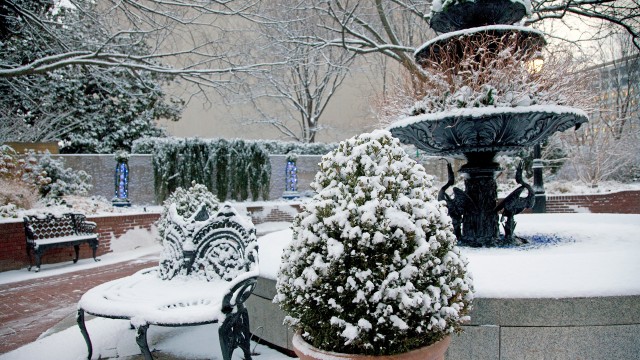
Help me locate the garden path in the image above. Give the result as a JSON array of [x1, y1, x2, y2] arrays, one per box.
[[0, 256, 157, 355]]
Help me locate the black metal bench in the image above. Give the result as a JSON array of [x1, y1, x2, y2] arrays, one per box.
[[23, 213, 99, 272], [77, 203, 259, 360]]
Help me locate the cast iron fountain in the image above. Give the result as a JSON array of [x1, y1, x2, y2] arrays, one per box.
[[389, 0, 588, 247]]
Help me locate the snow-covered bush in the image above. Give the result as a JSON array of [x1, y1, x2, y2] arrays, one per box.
[[0, 146, 93, 213], [156, 182, 220, 241], [0, 146, 49, 214], [37, 152, 92, 200], [276, 130, 473, 355], [0, 146, 50, 189]]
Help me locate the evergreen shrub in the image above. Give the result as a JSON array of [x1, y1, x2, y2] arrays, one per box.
[[276, 130, 473, 355], [135, 137, 271, 202], [37, 152, 92, 200], [156, 181, 220, 242]]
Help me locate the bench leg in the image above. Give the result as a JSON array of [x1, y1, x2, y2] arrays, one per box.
[[135, 324, 154, 360], [77, 309, 93, 360], [219, 307, 252, 360], [73, 245, 80, 264], [26, 245, 33, 271], [34, 248, 44, 272], [90, 240, 100, 262]]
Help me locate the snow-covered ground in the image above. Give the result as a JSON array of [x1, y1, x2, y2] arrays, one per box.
[[0, 318, 290, 360], [258, 213, 640, 298], [1, 214, 639, 359]]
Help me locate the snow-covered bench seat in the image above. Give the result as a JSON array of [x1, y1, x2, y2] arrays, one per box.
[[23, 213, 99, 272], [77, 203, 259, 360]]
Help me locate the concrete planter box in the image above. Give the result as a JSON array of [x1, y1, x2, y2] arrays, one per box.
[[246, 277, 640, 359]]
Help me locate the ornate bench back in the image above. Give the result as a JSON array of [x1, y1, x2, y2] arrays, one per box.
[[23, 213, 78, 241], [158, 203, 258, 282]]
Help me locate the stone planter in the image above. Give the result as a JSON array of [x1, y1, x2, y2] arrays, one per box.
[[293, 331, 451, 360]]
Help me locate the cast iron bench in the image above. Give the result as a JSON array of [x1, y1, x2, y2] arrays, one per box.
[[23, 213, 99, 272], [77, 203, 259, 360]]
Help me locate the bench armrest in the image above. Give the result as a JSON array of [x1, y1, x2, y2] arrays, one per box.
[[23, 221, 36, 242], [77, 221, 97, 234], [221, 270, 259, 314]]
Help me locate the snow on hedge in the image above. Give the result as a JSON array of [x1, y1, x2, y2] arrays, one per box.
[[275, 130, 473, 355]]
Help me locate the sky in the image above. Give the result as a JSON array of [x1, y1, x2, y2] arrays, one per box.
[[1, 212, 638, 359]]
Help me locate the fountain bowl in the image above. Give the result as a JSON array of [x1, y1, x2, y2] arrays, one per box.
[[415, 25, 546, 70], [429, 0, 530, 33], [388, 105, 588, 156]]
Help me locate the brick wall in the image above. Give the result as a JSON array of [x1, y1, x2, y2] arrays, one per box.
[[245, 204, 303, 224], [0, 205, 301, 272], [0, 221, 28, 271], [0, 213, 160, 272], [545, 191, 640, 214]]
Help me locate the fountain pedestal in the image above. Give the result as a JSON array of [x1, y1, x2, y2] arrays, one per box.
[[459, 152, 501, 247]]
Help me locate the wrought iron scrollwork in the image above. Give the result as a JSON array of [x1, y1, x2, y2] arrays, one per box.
[[220, 276, 257, 360], [77, 309, 93, 360]]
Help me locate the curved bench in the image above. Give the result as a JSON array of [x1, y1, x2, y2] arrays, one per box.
[[77, 203, 258, 360]]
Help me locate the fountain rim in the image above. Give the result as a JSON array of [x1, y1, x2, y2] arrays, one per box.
[[414, 24, 545, 58], [387, 105, 588, 156], [388, 104, 588, 130]]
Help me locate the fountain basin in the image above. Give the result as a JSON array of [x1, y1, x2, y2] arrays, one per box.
[[415, 25, 545, 67], [429, 0, 531, 33], [388, 105, 588, 156]]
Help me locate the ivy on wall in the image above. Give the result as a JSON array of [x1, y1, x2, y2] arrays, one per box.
[[139, 138, 271, 202]]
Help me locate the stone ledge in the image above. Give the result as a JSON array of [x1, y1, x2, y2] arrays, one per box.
[[469, 295, 640, 326], [247, 276, 640, 359]]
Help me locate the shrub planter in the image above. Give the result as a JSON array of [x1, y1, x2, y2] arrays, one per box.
[[276, 131, 473, 358], [293, 332, 451, 360]]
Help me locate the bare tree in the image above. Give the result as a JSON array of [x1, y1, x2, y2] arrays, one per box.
[[529, 0, 640, 50], [558, 32, 640, 185], [236, 4, 356, 143], [299, 0, 640, 83], [304, 0, 434, 83]]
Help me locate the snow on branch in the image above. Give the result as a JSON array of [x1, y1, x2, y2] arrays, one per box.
[[376, 31, 595, 126], [0, 0, 284, 86]]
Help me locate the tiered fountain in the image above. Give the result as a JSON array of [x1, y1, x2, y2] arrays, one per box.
[[389, 0, 588, 247]]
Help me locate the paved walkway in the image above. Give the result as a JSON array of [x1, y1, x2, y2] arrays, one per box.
[[0, 257, 158, 355]]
